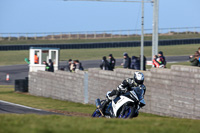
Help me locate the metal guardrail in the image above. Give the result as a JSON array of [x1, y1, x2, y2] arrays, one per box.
[[0, 27, 200, 41]]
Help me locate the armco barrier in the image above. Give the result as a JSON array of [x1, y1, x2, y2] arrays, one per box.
[[1, 38, 200, 51], [29, 65, 200, 119]]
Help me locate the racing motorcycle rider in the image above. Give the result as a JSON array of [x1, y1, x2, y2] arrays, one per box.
[[100, 71, 146, 115]]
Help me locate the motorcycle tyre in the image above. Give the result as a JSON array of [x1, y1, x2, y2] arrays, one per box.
[[124, 106, 137, 119]]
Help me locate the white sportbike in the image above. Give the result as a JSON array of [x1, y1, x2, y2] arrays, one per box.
[[92, 87, 145, 119]]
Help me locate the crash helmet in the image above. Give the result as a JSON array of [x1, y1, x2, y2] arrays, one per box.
[[134, 71, 144, 85]]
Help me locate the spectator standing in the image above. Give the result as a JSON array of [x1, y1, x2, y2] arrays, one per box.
[[34, 53, 39, 64], [43, 61, 50, 71], [108, 54, 116, 71], [189, 51, 199, 66], [100, 56, 110, 70], [158, 51, 166, 68], [74, 60, 84, 71], [48, 59, 54, 72], [121, 52, 131, 69], [152, 55, 164, 68], [131, 56, 140, 70]]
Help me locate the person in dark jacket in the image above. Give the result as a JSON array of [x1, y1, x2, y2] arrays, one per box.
[[100, 56, 110, 70], [48, 59, 54, 72], [108, 54, 116, 71], [131, 56, 140, 70], [158, 51, 166, 68], [189, 51, 199, 66], [121, 52, 131, 69], [74, 60, 84, 71]]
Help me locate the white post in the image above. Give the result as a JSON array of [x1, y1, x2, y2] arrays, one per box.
[[140, 0, 144, 70], [152, 0, 159, 64]]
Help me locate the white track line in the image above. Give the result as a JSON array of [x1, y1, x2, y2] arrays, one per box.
[[0, 100, 43, 111]]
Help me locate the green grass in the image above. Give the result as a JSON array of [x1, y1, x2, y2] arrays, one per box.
[[0, 86, 200, 133], [0, 44, 199, 66], [0, 87, 93, 114]]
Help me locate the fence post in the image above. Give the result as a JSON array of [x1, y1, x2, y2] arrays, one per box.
[[51, 33, 54, 40], [84, 72, 88, 104], [8, 33, 11, 41], [68, 32, 71, 40], [26, 33, 28, 40], [18, 33, 20, 40], [85, 32, 87, 39], [60, 32, 62, 40], [128, 30, 130, 37], [34, 33, 37, 40], [77, 33, 79, 39], [103, 32, 105, 38], [94, 32, 96, 39]]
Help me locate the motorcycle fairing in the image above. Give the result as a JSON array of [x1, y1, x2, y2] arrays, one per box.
[[112, 96, 134, 117]]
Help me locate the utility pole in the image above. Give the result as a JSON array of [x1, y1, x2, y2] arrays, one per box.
[[140, 0, 144, 70], [152, 0, 159, 63]]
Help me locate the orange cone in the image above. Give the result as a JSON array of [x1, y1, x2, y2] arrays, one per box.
[[6, 74, 10, 81]]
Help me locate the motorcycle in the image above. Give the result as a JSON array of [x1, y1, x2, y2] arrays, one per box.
[[92, 87, 145, 119]]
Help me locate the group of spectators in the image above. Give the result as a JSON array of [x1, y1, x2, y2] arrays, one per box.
[[121, 52, 146, 70], [100, 54, 116, 71], [100, 53, 147, 71], [152, 51, 166, 68], [189, 47, 200, 67], [67, 59, 84, 72]]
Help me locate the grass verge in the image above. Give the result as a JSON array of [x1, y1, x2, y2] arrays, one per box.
[[0, 86, 200, 133], [0, 44, 198, 66]]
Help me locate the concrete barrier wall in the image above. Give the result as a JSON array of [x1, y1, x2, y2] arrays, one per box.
[[29, 65, 200, 119], [29, 70, 86, 103]]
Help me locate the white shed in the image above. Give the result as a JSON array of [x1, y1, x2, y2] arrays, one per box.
[[29, 47, 60, 72]]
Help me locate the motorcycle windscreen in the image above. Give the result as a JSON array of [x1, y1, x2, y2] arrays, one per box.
[[112, 96, 134, 117]]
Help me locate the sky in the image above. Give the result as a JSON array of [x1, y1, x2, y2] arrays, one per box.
[[0, 0, 200, 33]]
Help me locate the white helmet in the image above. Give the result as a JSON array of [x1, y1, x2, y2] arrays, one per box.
[[134, 71, 144, 85]]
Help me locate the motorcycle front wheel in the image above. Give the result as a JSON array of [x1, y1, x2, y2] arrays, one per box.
[[119, 106, 137, 119]]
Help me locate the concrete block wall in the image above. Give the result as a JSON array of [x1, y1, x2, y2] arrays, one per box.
[[29, 70, 86, 103], [29, 65, 200, 119]]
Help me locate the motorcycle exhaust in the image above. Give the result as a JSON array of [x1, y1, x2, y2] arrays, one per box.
[[95, 99, 104, 117]]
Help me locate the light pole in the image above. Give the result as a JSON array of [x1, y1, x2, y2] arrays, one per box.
[[152, 0, 159, 62], [140, 0, 144, 70]]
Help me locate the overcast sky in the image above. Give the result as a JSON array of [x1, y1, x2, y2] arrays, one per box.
[[0, 0, 199, 33]]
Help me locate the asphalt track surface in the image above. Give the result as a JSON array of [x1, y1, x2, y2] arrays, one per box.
[[0, 55, 189, 85], [0, 100, 61, 115]]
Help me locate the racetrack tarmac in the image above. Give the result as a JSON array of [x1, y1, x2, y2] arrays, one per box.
[[0, 100, 63, 115]]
